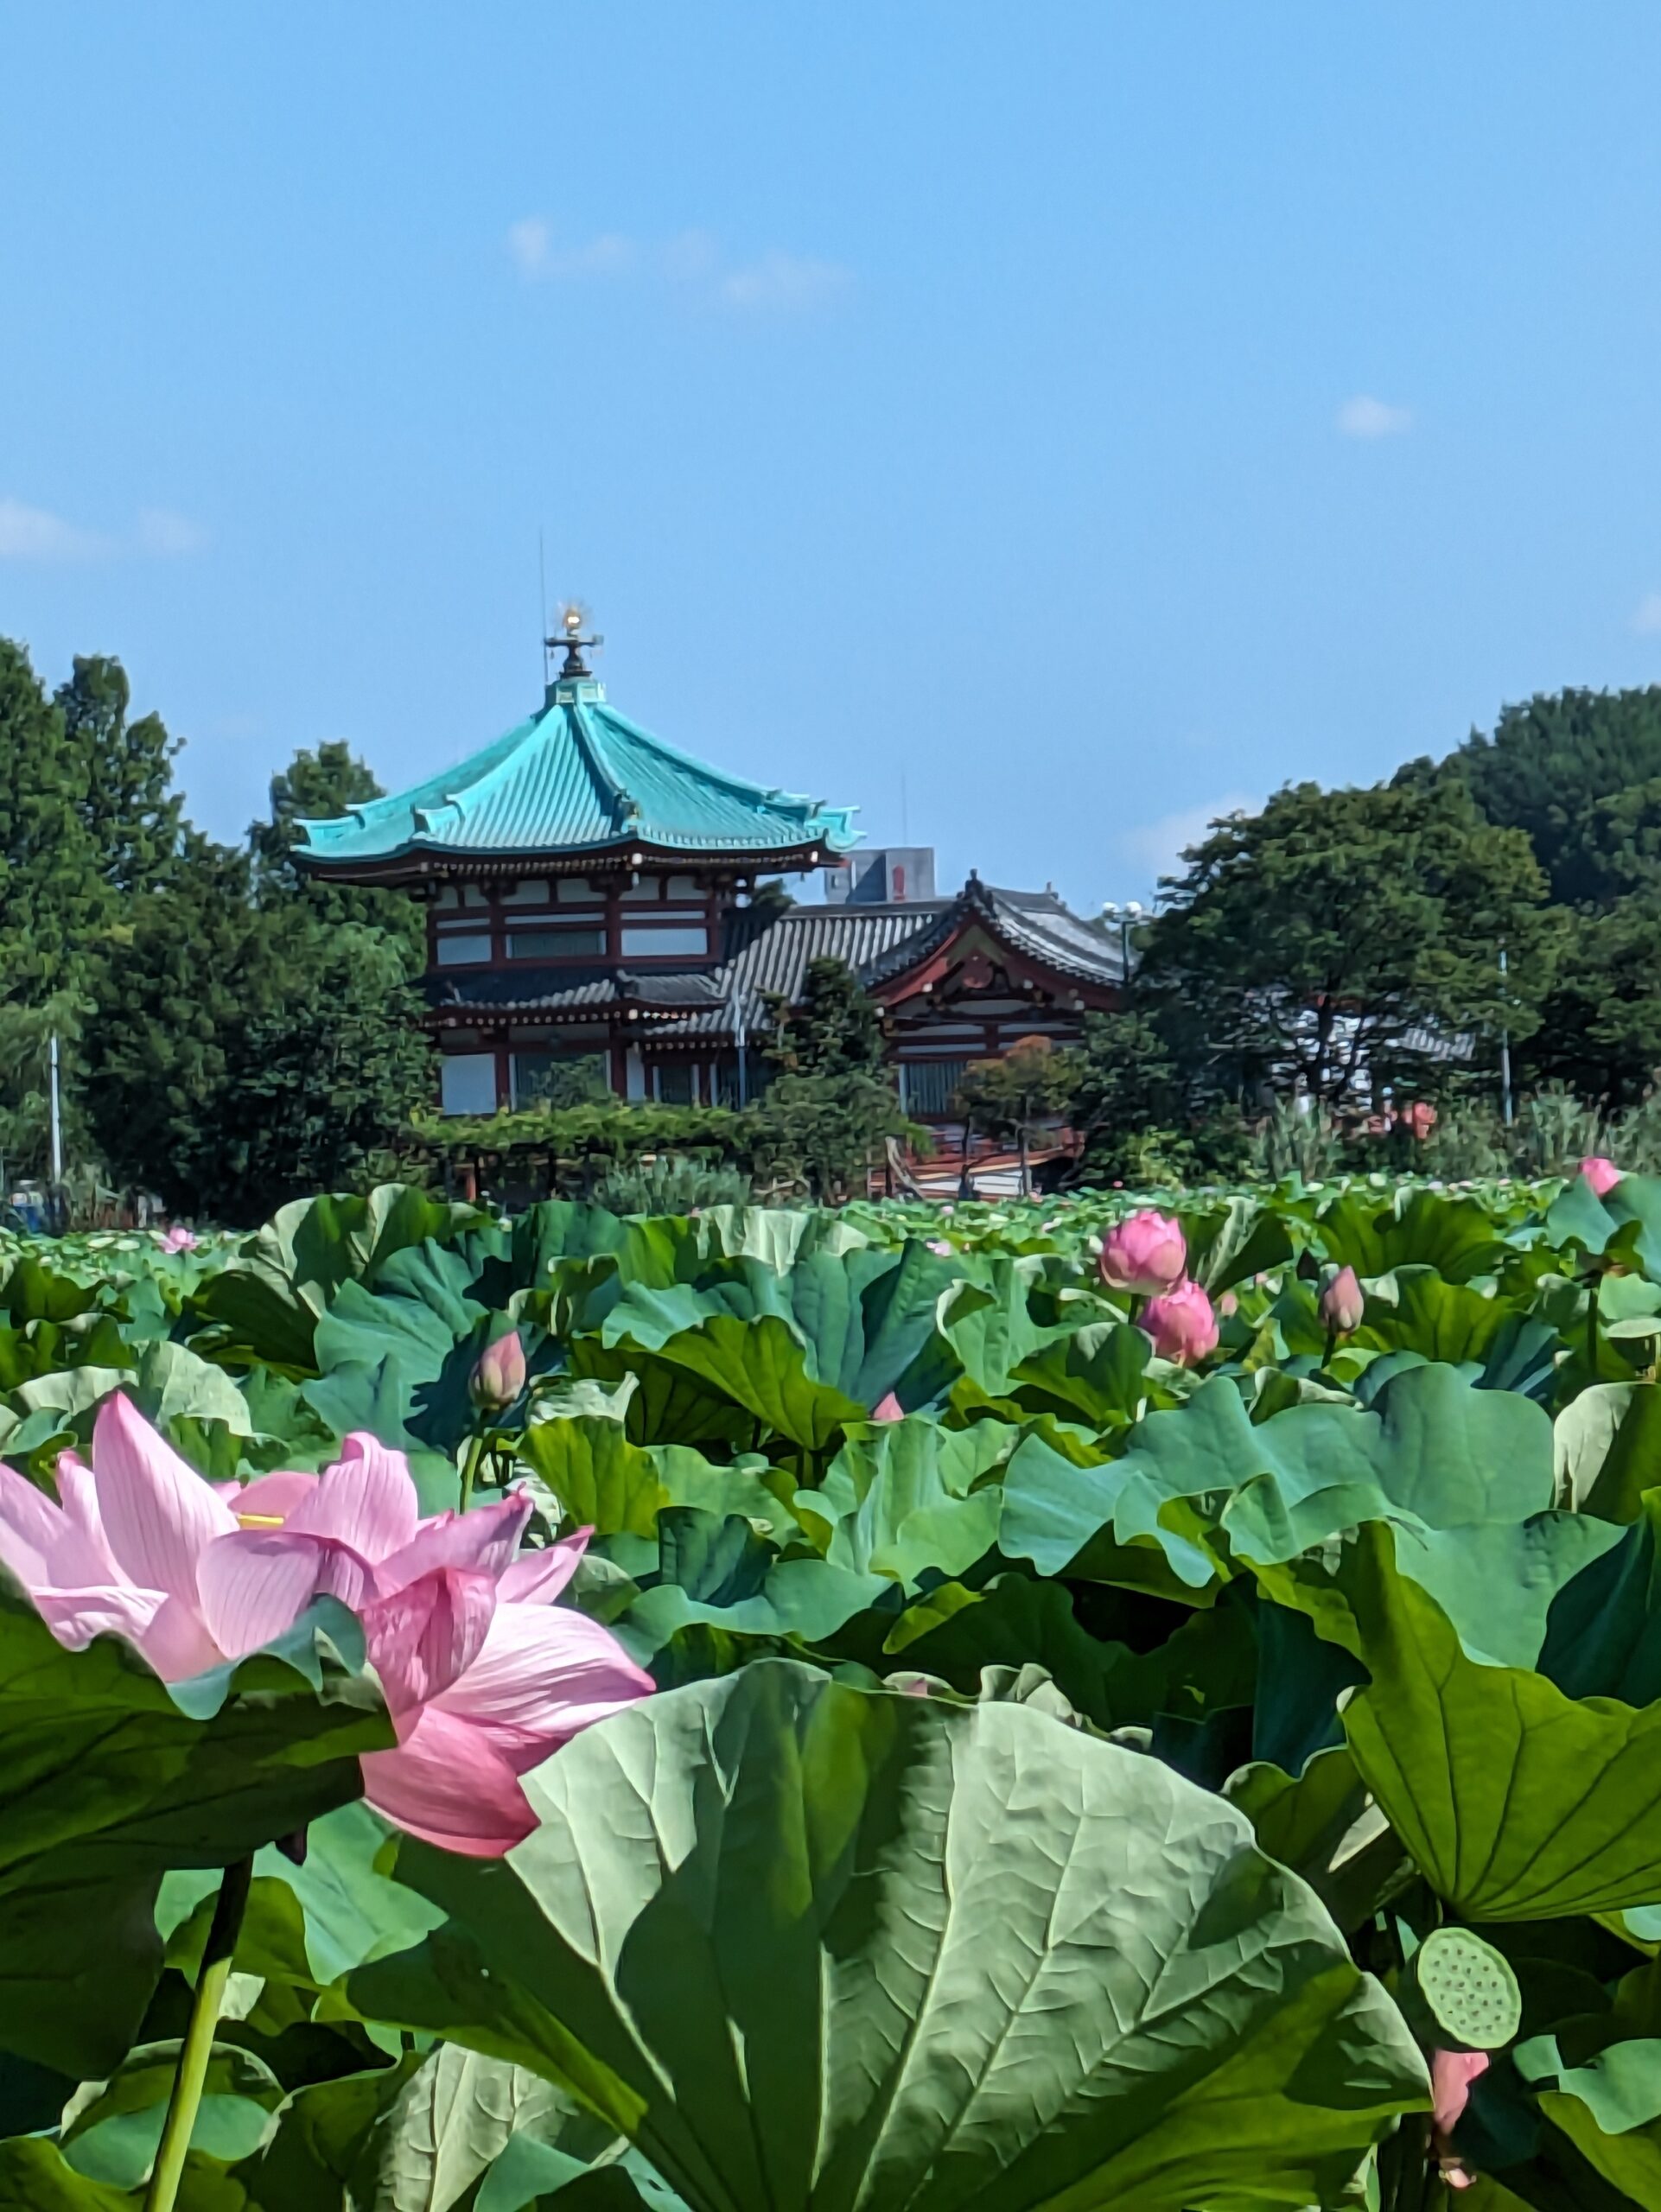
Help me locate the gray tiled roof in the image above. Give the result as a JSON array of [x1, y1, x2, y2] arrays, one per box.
[[424, 879, 1123, 1034]]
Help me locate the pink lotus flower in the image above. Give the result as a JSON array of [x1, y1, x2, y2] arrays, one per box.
[[1431, 2049, 1489, 2190], [1581, 1155, 1622, 1197], [1140, 1280, 1219, 1366], [1319, 1264, 1365, 1338], [0, 1395, 651, 1857], [160, 1225, 199, 1254], [469, 1329, 527, 1411], [1098, 1210, 1187, 1296], [869, 1390, 905, 1421], [926, 1239, 953, 1257]]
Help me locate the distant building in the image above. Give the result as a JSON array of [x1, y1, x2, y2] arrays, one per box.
[[294, 618, 1124, 1117]]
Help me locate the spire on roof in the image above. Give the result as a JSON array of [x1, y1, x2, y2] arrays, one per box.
[[548, 602, 604, 681]]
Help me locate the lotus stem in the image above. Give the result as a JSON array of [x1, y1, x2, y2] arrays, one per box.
[[460, 1427, 490, 1513], [143, 1855, 252, 2212], [1322, 1327, 1337, 1373], [1587, 1273, 1601, 1376]]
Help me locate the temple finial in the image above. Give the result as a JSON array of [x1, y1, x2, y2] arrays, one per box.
[[548, 602, 603, 679]]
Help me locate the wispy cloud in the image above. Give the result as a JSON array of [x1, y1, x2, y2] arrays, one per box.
[[0, 498, 109, 562], [1118, 791, 1261, 887], [136, 506, 209, 556], [0, 497, 209, 563], [1337, 394, 1413, 440], [507, 218, 850, 314], [1634, 593, 1661, 635], [719, 250, 851, 312]]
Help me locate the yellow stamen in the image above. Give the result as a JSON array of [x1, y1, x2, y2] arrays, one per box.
[[235, 1512, 288, 1529]]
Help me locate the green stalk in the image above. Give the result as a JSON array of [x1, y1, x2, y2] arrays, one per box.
[[460, 1426, 490, 1512], [1587, 1271, 1601, 1378], [143, 1856, 251, 2212], [1322, 1327, 1338, 1374]]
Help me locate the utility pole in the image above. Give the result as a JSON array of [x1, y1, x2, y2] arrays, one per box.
[[729, 982, 749, 1107], [1498, 944, 1514, 1128], [48, 1032, 63, 1224]]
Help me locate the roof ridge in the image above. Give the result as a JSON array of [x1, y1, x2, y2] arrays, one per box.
[[565, 696, 635, 834]]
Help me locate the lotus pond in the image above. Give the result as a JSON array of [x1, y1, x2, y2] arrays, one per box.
[[6, 1170, 1661, 2209]]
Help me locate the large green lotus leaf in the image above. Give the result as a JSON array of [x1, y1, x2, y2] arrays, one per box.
[[4, 1340, 261, 1478], [520, 1418, 672, 1537], [60, 2037, 284, 2190], [616, 1557, 889, 1659], [1548, 1171, 1661, 1274], [1001, 1363, 1554, 1596], [1337, 1523, 1661, 1919], [1003, 1320, 1150, 1428], [309, 1239, 497, 1452], [1359, 1268, 1521, 1366], [599, 1244, 959, 1414], [0, 2138, 137, 2208], [0, 1581, 389, 2078], [1556, 1383, 1661, 1522], [566, 1339, 759, 1453], [1315, 1186, 1513, 1285], [811, 1417, 1015, 1585], [195, 1185, 499, 1373], [936, 1259, 1068, 1397], [1514, 2034, 1661, 2203], [602, 1310, 865, 1453], [881, 1572, 1257, 1732], [1181, 1195, 1295, 1294], [350, 1661, 1427, 2212], [1537, 1496, 1661, 1706]]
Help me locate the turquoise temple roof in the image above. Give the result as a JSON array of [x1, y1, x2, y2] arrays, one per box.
[[294, 667, 858, 877]]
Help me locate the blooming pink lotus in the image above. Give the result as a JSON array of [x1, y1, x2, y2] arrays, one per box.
[[1140, 1279, 1219, 1366], [0, 1394, 652, 1856], [160, 1226, 199, 1254], [1098, 1210, 1187, 1296], [1581, 1155, 1623, 1198]]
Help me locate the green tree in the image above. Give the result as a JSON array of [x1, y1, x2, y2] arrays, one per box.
[[1141, 779, 1555, 1110], [1070, 1008, 1186, 1181], [251, 741, 423, 958], [1419, 684, 1661, 906], [55, 655, 183, 900], [0, 640, 101, 999], [754, 957, 907, 1199], [954, 1034, 1079, 1195], [1514, 892, 1661, 1106]]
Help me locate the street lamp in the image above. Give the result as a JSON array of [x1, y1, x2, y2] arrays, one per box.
[[1100, 899, 1144, 985]]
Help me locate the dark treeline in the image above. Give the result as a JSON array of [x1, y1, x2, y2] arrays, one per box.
[[0, 640, 431, 1222]]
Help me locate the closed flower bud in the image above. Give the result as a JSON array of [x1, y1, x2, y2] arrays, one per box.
[[1581, 1155, 1622, 1198], [1098, 1210, 1187, 1296], [1140, 1280, 1219, 1367], [1318, 1265, 1365, 1338], [469, 1329, 527, 1411]]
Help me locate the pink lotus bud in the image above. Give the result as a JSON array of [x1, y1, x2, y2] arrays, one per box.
[[1140, 1280, 1219, 1366], [1098, 1210, 1187, 1296], [1431, 2049, 1489, 2191], [1318, 1265, 1365, 1338], [1218, 1289, 1238, 1318], [870, 1390, 905, 1422], [1581, 1155, 1622, 1197], [469, 1329, 527, 1411]]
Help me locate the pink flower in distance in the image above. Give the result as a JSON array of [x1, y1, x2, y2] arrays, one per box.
[[0, 1394, 651, 1857], [1098, 1210, 1187, 1296], [1581, 1155, 1623, 1197], [1318, 1265, 1365, 1338], [1140, 1279, 1219, 1366], [160, 1225, 199, 1254], [1431, 2049, 1490, 2191]]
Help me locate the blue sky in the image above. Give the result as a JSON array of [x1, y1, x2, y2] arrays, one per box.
[[7, 4, 1661, 911]]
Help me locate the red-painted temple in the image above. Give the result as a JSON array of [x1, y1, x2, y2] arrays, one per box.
[[295, 616, 1124, 1119]]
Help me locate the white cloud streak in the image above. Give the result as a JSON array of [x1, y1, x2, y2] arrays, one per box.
[[1117, 791, 1262, 887], [0, 498, 109, 561], [507, 218, 850, 313], [1337, 394, 1413, 439], [0, 497, 208, 563]]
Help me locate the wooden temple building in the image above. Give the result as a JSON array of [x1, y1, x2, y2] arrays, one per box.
[[295, 615, 1125, 1122]]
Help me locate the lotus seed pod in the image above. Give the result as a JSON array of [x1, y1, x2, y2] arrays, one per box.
[[1410, 1927, 1521, 2051]]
